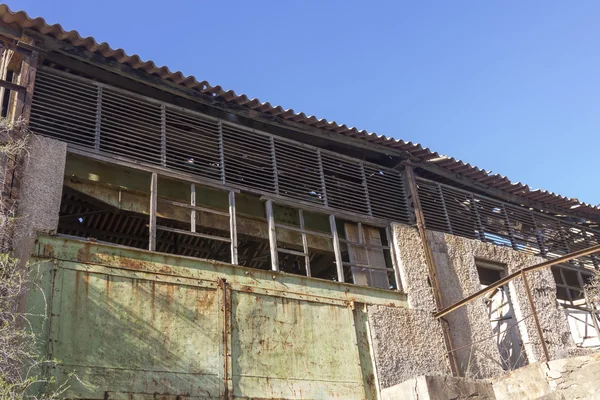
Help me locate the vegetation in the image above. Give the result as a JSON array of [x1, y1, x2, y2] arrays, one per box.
[[0, 120, 74, 399]]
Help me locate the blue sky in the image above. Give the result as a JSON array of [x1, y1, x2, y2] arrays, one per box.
[[10, 1, 600, 205]]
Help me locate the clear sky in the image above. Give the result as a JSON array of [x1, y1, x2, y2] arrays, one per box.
[[9, 1, 600, 205]]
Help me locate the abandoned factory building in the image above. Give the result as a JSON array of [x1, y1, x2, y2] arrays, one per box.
[[1, 5, 599, 400]]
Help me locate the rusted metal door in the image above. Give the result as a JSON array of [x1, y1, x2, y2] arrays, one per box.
[[49, 262, 222, 399], [32, 237, 398, 399]]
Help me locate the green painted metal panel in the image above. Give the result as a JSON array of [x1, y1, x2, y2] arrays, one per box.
[[35, 236, 408, 308], [52, 262, 220, 399], [231, 292, 365, 399], [30, 236, 407, 399]]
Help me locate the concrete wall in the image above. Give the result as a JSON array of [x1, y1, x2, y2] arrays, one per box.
[[435, 233, 574, 368], [366, 224, 452, 389], [382, 375, 495, 400], [367, 306, 451, 389], [493, 352, 600, 400], [12, 134, 66, 261], [373, 223, 574, 387]]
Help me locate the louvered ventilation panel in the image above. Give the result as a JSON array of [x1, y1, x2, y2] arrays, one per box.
[[475, 196, 513, 247], [535, 215, 570, 258], [416, 178, 452, 233], [503, 204, 542, 255], [99, 87, 162, 165], [30, 69, 97, 148], [274, 139, 324, 205], [222, 124, 275, 193], [440, 185, 479, 239], [165, 108, 222, 181], [320, 153, 370, 215], [365, 166, 409, 223]]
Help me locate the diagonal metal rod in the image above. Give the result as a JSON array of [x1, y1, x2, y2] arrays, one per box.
[[434, 243, 600, 319]]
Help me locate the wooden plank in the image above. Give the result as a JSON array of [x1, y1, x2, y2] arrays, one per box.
[[13, 35, 38, 122], [329, 215, 345, 283], [149, 172, 157, 251], [229, 191, 238, 265], [0, 78, 24, 93], [190, 183, 196, 233], [299, 209, 311, 277], [265, 199, 279, 271], [156, 225, 231, 243]]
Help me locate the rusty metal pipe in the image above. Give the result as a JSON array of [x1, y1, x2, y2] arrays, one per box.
[[434, 243, 600, 319], [521, 270, 550, 362]]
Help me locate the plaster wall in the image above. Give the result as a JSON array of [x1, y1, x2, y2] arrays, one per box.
[[367, 305, 451, 389], [372, 223, 574, 388], [436, 233, 574, 369], [13, 134, 66, 261]]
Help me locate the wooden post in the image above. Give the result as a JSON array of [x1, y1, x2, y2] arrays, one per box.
[[0, 44, 13, 115], [329, 214, 345, 283], [265, 199, 279, 271], [229, 191, 238, 265], [298, 209, 311, 277], [190, 183, 196, 233], [149, 172, 158, 251], [11, 37, 39, 123], [405, 166, 459, 376]]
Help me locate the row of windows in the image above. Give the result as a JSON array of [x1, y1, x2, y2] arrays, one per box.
[[59, 164, 401, 291]]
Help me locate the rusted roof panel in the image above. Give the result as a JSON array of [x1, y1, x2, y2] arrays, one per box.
[[1, 4, 598, 216]]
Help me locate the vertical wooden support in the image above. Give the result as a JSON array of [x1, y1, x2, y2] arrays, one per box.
[[386, 226, 403, 292], [218, 121, 226, 184], [0, 44, 13, 115], [437, 183, 453, 235], [471, 193, 485, 242], [521, 270, 549, 362], [94, 86, 103, 150], [502, 204, 518, 250], [317, 150, 328, 206], [531, 211, 547, 257], [270, 136, 279, 195], [149, 172, 158, 251], [229, 191, 238, 265], [360, 163, 372, 216], [329, 215, 345, 283], [9, 36, 39, 123], [160, 104, 166, 167], [405, 166, 459, 376], [265, 199, 279, 271], [190, 183, 196, 233], [298, 209, 311, 276]]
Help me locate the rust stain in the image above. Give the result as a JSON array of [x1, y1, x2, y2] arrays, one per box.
[[120, 258, 148, 271], [76, 244, 91, 263], [151, 281, 156, 319], [366, 372, 375, 388], [40, 242, 54, 257], [166, 283, 174, 304], [83, 272, 90, 297], [105, 274, 111, 297], [75, 270, 80, 299]]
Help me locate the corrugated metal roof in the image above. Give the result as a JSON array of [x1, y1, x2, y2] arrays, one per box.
[[1, 4, 598, 216]]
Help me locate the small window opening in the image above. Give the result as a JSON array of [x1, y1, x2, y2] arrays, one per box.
[[475, 259, 527, 370]]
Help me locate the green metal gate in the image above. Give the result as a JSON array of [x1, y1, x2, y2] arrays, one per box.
[[29, 236, 406, 399]]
